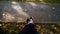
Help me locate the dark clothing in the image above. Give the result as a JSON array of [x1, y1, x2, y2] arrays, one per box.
[[26, 19, 30, 24], [19, 23, 39, 34]]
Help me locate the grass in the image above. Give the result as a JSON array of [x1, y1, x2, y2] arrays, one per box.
[[0, 22, 60, 34]]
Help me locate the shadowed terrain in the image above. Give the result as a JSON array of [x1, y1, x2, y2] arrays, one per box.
[[0, 1, 60, 23]]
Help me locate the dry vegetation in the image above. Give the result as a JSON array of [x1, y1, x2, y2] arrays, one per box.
[[0, 22, 60, 34]]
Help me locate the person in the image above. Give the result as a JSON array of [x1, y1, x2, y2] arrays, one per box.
[[19, 17, 39, 34], [26, 18, 30, 24], [27, 17, 34, 24]]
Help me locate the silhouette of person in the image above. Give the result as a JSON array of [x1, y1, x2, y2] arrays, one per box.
[[19, 17, 39, 34]]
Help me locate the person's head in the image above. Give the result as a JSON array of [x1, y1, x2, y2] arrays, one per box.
[[30, 17, 33, 19]]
